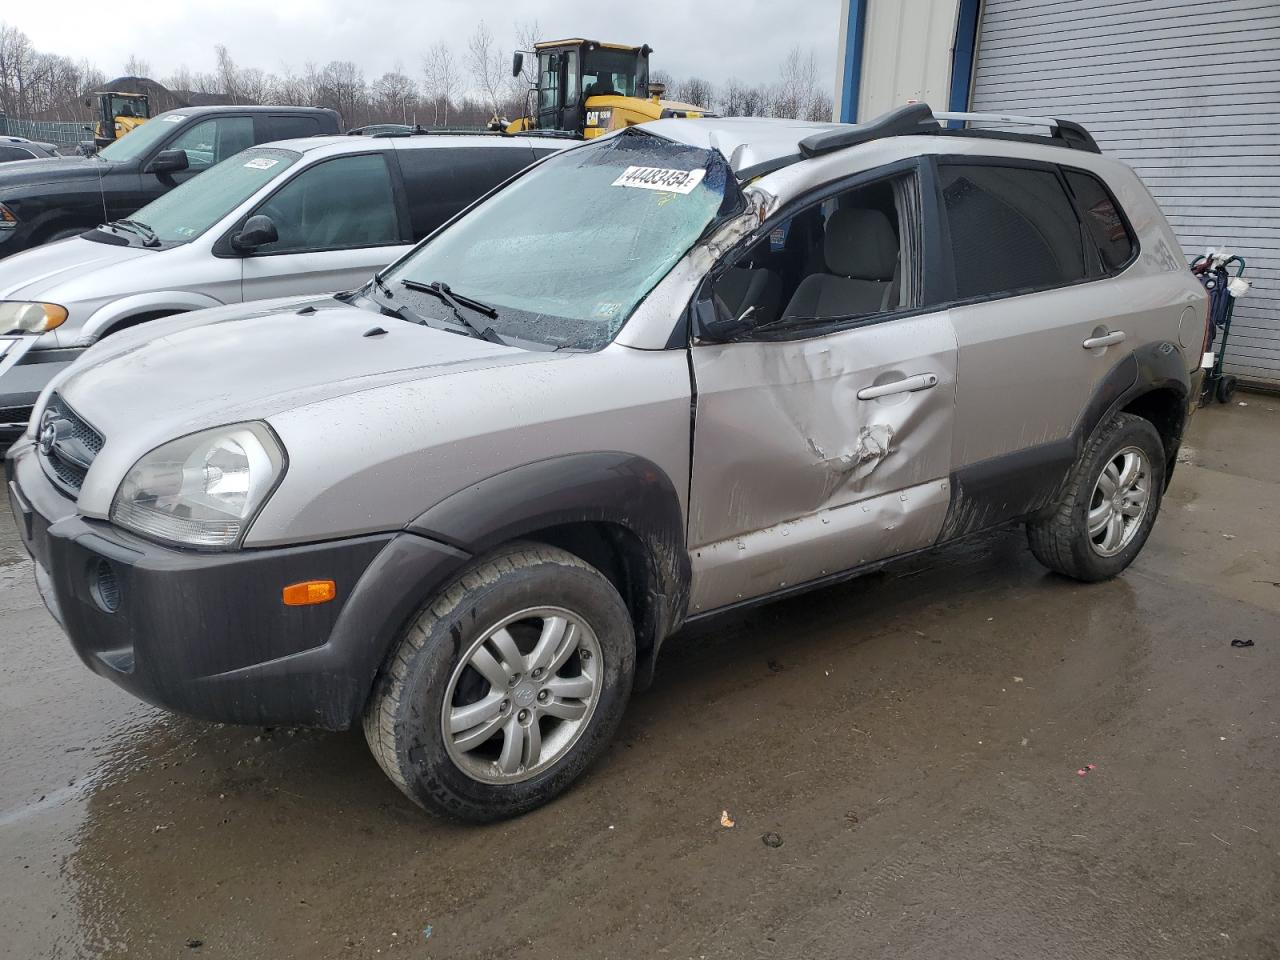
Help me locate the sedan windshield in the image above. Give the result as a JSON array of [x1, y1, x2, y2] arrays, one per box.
[[380, 130, 741, 350], [99, 147, 300, 245]]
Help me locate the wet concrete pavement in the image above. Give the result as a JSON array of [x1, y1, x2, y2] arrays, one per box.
[[2, 400, 1279, 960]]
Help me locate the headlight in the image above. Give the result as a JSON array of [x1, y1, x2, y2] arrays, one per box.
[[110, 423, 286, 549], [0, 301, 68, 335]]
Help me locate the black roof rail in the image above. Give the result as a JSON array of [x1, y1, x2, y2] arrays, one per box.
[[796, 103, 1101, 160], [799, 103, 939, 158]]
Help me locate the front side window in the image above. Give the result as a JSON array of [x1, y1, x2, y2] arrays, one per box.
[[0, 146, 35, 163], [1064, 169, 1135, 272], [941, 163, 1087, 300], [92, 147, 300, 245], [167, 116, 255, 172], [537, 53, 560, 112], [707, 172, 920, 338], [251, 153, 399, 254], [379, 129, 743, 350]]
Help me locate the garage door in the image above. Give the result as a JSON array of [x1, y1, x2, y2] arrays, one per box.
[[969, 0, 1280, 388]]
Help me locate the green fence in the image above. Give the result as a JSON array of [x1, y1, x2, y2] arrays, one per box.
[[0, 117, 87, 148]]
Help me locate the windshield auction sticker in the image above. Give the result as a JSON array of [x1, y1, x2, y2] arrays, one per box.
[[243, 157, 280, 170], [611, 166, 707, 195]]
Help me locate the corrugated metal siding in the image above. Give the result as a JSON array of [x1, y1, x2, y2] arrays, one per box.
[[970, 0, 1280, 387]]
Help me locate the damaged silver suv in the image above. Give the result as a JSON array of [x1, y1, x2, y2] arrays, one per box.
[[6, 105, 1207, 820]]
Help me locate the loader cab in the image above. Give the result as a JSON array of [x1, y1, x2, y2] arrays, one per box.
[[88, 91, 151, 148], [521, 40, 651, 137]]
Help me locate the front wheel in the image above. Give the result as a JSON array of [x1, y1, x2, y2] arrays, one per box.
[[1027, 413, 1165, 582], [363, 542, 635, 821]]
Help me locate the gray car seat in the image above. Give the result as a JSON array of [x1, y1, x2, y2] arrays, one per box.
[[782, 208, 899, 321]]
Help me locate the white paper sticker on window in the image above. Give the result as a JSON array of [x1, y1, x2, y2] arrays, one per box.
[[243, 157, 280, 170], [611, 166, 706, 195], [1201, 351, 1215, 369], [161, 114, 185, 123]]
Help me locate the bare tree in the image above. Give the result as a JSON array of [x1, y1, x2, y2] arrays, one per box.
[[674, 77, 715, 110], [775, 46, 818, 120], [165, 64, 194, 94], [422, 41, 459, 125], [373, 67, 418, 124], [466, 21, 506, 120], [123, 54, 151, 78], [215, 44, 240, 101]]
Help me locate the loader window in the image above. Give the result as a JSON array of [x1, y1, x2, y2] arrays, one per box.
[[381, 128, 744, 350], [581, 49, 642, 99]]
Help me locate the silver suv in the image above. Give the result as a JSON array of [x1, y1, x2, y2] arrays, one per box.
[[6, 105, 1207, 821]]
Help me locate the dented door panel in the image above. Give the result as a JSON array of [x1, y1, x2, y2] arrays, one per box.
[[687, 310, 958, 612]]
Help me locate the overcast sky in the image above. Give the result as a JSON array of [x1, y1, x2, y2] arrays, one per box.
[[9, 0, 843, 94]]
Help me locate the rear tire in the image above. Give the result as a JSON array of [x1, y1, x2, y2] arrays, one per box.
[[1027, 413, 1165, 582], [363, 542, 635, 821]]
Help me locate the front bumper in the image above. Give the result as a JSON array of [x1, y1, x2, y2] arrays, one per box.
[[5, 441, 471, 729]]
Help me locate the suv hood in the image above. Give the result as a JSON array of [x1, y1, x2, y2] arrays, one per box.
[[0, 235, 151, 299], [0, 155, 115, 191], [53, 296, 558, 486]]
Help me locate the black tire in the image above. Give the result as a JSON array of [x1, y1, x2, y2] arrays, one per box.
[[1216, 375, 1238, 404], [1026, 412, 1165, 582], [363, 542, 635, 821]]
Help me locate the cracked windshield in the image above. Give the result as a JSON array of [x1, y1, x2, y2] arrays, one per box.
[[381, 130, 741, 350]]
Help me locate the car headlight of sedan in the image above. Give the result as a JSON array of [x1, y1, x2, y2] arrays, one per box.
[[110, 423, 286, 549], [0, 300, 68, 335]]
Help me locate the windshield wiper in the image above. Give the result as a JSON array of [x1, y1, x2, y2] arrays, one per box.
[[106, 218, 160, 247], [401, 279, 504, 344]]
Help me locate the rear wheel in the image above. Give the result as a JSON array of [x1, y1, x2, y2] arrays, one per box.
[[1027, 413, 1165, 582], [363, 542, 635, 821]]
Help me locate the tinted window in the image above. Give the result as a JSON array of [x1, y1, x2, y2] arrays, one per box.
[[261, 114, 322, 143], [396, 146, 535, 241], [253, 153, 399, 253], [168, 116, 255, 171], [1064, 169, 1135, 272], [941, 164, 1086, 299], [0, 146, 34, 163], [127, 147, 301, 244]]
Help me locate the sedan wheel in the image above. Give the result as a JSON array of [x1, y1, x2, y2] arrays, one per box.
[[1087, 446, 1152, 557]]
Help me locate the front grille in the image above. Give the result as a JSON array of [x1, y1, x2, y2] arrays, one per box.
[[38, 393, 105, 497], [0, 404, 33, 431]]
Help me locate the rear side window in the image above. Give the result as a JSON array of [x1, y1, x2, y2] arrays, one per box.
[[940, 163, 1086, 300], [396, 146, 536, 241], [0, 146, 34, 162], [1064, 169, 1135, 272], [259, 114, 322, 143]]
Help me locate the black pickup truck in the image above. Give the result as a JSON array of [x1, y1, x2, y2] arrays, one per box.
[[0, 105, 340, 259]]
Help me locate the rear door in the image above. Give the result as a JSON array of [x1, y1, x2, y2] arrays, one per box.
[[686, 162, 958, 614], [237, 151, 412, 302], [938, 159, 1141, 535]]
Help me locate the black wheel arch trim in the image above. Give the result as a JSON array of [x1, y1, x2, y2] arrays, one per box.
[[407, 451, 691, 691]]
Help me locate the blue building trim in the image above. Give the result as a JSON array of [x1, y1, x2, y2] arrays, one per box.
[[838, 0, 870, 123], [948, 0, 983, 122]]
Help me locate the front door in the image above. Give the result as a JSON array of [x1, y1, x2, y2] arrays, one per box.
[[686, 167, 957, 613], [238, 152, 411, 302]]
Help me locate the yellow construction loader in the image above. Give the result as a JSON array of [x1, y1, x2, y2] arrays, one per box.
[[505, 39, 712, 139], [87, 91, 151, 148]]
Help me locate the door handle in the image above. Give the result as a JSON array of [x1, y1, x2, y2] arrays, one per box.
[[857, 373, 939, 401], [1082, 330, 1126, 349]]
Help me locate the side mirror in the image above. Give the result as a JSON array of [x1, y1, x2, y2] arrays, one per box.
[[146, 149, 189, 174], [230, 214, 278, 253], [511, 51, 525, 78]]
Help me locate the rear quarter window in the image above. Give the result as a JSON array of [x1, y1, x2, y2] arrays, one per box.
[[396, 145, 537, 241], [940, 163, 1088, 300], [1063, 169, 1136, 273]]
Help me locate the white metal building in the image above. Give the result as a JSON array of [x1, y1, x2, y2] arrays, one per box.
[[835, 0, 1280, 389]]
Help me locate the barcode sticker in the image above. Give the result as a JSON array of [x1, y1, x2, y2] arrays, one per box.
[[611, 166, 706, 195]]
